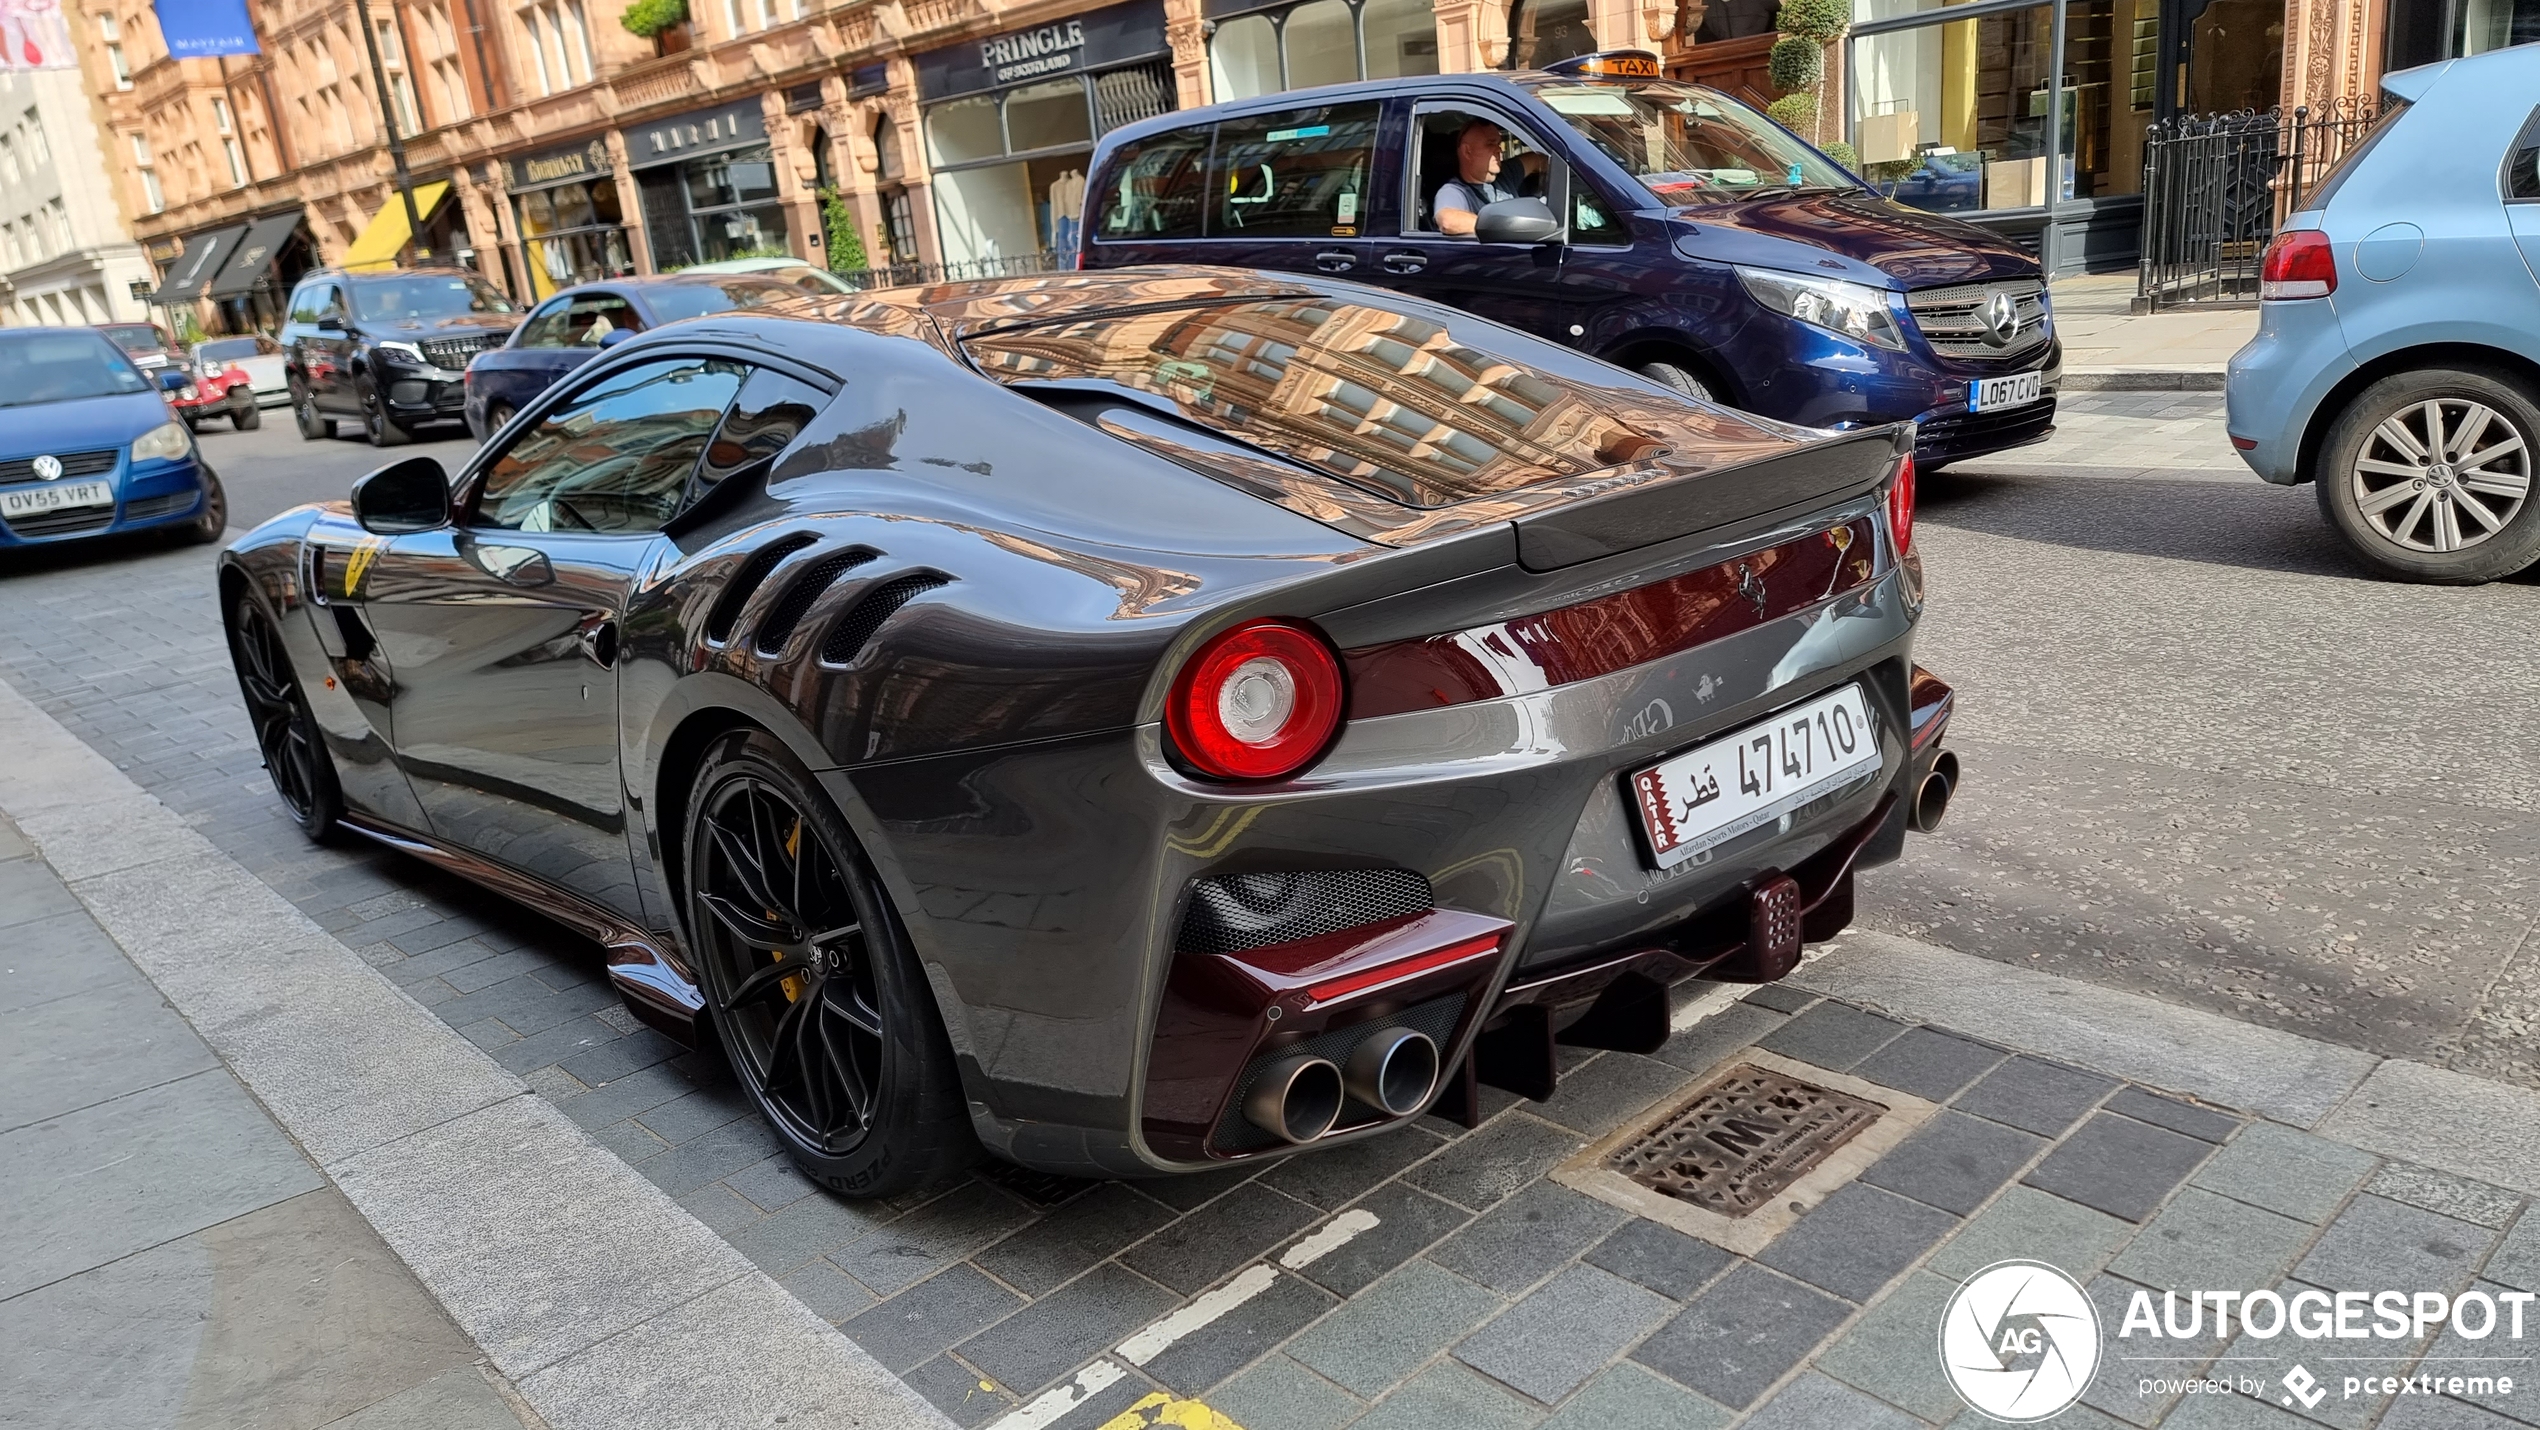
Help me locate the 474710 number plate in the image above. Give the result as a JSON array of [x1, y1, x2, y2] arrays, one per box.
[[1629, 683, 1879, 868]]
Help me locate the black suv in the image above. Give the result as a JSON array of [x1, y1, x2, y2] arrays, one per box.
[[281, 266, 521, 446]]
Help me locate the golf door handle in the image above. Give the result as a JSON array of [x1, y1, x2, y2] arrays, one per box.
[[1380, 250, 1426, 275], [1313, 248, 1357, 273]]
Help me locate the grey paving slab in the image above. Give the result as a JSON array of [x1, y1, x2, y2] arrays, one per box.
[[1402, 1112, 1587, 1213], [1354, 1362, 1542, 1430], [315, 1366, 531, 1430], [2379, 1397, 2535, 1430], [0, 907, 147, 1014], [1142, 1269, 1337, 1395], [972, 1183, 1177, 1297], [955, 1261, 1177, 1394], [1529, 1053, 1691, 1138], [676, 1182, 767, 1236], [2079, 1273, 2214, 1427], [1860, 1109, 2047, 1215], [1285, 1180, 1470, 1298], [2295, 1195, 2499, 1297], [2413, 1283, 2540, 1429], [1652, 1000, 1786, 1076], [2215, 1277, 2417, 1430], [0, 958, 219, 1131], [1537, 1362, 1733, 1430], [1426, 1179, 1626, 1296], [2480, 1209, 2540, 1294], [1260, 1121, 1449, 1211], [0, 1065, 321, 1300], [2367, 1164, 2527, 1231], [1741, 1370, 1925, 1430], [902, 1355, 1016, 1428], [0, 850, 82, 927], [725, 1154, 819, 1214], [1135, 1161, 1262, 1213], [779, 1257, 881, 1324], [2108, 1087, 2243, 1143], [1852, 1025, 2008, 1102], [2025, 1111, 2218, 1223], [1757, 1180, 1960, 1303], [1813, 1269, 1961, 1421], [1211, 1355, 1365, 1430], [1583, 1216, 1735, 1301], [1757, 1000, 1910, 1072], [722, 1177, 900, 1275], [2109, 1187, 2316, 1294], [840, 1264, 1028, 1374], [1927, 1183, 2136, 1282], [1952, 1054, 2120, 1137], [1454, 1263, 1671, 1405], [1629, 1263, 1854, 1410], [1741, 984, 1817, 1014], [1288, 1259, 1505, 1398], [2153, 1391, 2322, 1429], [1117, 1181, 1320, 1295], [832, 1181, 1036, 1296], [2190, 1122, 2381, 1225]]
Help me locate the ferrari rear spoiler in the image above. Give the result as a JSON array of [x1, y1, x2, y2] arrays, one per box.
[[1512, 427, 1910, 571]]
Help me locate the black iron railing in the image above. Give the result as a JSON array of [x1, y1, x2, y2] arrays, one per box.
[[824, 249, 1070, 292], [2135, 98, 2383, 312]]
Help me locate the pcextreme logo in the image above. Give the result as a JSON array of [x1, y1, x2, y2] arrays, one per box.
[[1939, 1260, 2102, 1422]]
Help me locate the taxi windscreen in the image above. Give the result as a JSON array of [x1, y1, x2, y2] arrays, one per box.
[[1525, 80, 1853, 202], [962, 297, 1780, 509]]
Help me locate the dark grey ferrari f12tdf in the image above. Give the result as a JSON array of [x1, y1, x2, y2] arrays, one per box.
[[219, 268, 1958, 1197]]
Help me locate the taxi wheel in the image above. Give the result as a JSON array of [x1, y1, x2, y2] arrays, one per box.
[[2316, 367, 2540, 585], [1638, 360, 1717, 403], [359, 378, 412, 448]]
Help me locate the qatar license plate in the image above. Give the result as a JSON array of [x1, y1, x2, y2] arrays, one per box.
[[1968, 370, 2043, 412], [1630, 684, 1881, 868], [0, 480, 113, 518]]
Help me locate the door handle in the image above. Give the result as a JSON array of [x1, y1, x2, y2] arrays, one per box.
[[579, 617, 619, 669], [1380, 250, 1427, 275], [1313, 248, 1357, 273]]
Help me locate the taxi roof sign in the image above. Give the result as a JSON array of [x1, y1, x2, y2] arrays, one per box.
[[1544, 49, 1664, 80]]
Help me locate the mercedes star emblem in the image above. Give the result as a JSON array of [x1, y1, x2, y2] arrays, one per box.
[[1980, 290, 2019, 347], [30, 454, 61, 481]]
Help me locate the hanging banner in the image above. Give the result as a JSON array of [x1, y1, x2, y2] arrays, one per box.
[[0, 1, 76, 71], [151, 0, 260, 58]]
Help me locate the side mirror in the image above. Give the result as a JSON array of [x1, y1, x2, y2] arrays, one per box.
[[317, 315, 345, 333], [351, 455, 451, 535], [598, 327, 634, 348], [157, 369, 189, 392], [1474, 197, 1564, 246]]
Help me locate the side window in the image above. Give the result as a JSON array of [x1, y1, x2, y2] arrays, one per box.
[[1097, 128, 1212, 241], [287, 282, 323, 325], [1406, 106, 1554, 235], [472, 356, 750, 535], [1573, 183, 1623, 244], [317, 283, 347, 321], [695, 368, 829, 498], [1208, 103, 1381, 238], [515, 299, 575, 349], [568, 294, 639, 346], [2509, 107, 2540, 201]]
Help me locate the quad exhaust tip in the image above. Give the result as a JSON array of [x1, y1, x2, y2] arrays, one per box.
[[1345, 1027, 1440, 1118], [1912, 749, 1960, 833], [1245, 1054, 1344, 1144]]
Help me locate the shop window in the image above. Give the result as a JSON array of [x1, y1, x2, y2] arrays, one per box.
[[1210, 14, 1281, 101], [1359, 0, 1439, 78], [1694, 0, 1775, 41], [1503, 0, 1594, 71], [1210, 103, 1379, 238], [874, 113, 905, 182], [935, 165, 1041, 262], [1284, 0, 1357, 89], [1097, 128, 1211, 239], [1093, 62, 1177, 132], [1006, 77, 1094, 152], [1849, 5, 2059, 213], [929, 95, 1004, 166], [882, 189, 917, 263]]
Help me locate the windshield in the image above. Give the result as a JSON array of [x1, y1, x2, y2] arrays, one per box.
[[644, 279, 798, 322], [1525, 80, 1853, 201], [98, 323, 167, 354], [197, 338, 264, 361], [0, 330, 154, 407], [352, 273, 518, 322]]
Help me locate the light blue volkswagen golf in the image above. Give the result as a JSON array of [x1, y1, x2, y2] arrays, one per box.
[[2227, 43, 2540, 584]]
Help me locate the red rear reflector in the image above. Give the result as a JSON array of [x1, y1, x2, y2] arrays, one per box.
[[2230, 435, 2258, 451], [1306, 932, 1502, 1004], [2259, 230, 2335, 301], [1886, 453, 1915, 556]]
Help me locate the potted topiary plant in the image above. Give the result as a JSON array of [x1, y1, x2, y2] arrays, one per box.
[[622, 0, 691, 55]]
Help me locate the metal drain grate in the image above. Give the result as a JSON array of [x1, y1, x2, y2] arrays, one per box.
[[1606, 1063, 1884, 1215]]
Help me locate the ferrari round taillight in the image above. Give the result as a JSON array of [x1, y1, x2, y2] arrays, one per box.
[[1166, 620, 1344, 781], [1886, 452, 1916, 556], [2259, 230, 2336, 300]]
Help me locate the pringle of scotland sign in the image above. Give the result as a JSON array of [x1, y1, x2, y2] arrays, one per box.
[[980, 20, 1084, 85], [914, 0, 1167, 100]]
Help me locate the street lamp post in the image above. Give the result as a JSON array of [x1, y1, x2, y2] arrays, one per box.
[[353, 0, 428, 262]]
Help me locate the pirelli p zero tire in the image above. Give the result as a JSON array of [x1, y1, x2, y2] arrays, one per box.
[[2316, 367, 2540, 585], [684, 729, 975, 1199], [227, 595, 345, 845], [1637, 359, 1717, 404]]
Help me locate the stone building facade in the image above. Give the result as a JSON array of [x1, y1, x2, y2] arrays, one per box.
[[0, 66, 152, 328]]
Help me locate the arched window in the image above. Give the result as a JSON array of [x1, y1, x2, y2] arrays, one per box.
[[1503, 0, 1596, 70]]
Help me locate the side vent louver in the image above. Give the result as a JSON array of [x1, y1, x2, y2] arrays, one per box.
[[706, 533, 816, 645], [821, 573, 950, 666], [755, 549, 878, 655]]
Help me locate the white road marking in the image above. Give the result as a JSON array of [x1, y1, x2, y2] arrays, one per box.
[[1278, 1207, 1380, 1269], [1115, 1265, 1279, 1365], [990, 1362, 1127, 1430]]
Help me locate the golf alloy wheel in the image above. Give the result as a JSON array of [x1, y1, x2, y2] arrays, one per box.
[[2349, 397, 2532, 554], [229, 598, 342, 840]]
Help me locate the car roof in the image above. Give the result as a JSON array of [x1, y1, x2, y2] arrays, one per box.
[[1096, 71, 1536, 150]]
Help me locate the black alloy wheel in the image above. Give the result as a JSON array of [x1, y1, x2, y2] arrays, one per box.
[[292, 381, 330, 441], [228, 596, 344, 843], [358, 376, 411, 448], [685, 729, 973, 1197]]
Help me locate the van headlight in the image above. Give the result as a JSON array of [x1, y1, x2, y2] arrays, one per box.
[[131, 420, 192, 463], [1736, 267, 1907, 351]]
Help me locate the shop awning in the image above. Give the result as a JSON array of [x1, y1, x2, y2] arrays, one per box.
[[204, 212, 305, 299], [341, 182, 451, 271], [148, 224, 248, 303]]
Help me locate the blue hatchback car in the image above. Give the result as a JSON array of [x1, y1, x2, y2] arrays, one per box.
[[2227, 44, 2540, 584], [1080, 51, 2058, 469], [463, 273, 804, 439], [0, 327, 225, 550]]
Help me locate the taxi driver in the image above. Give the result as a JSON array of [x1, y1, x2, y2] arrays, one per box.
[[1434, 119, 1518, 237]]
